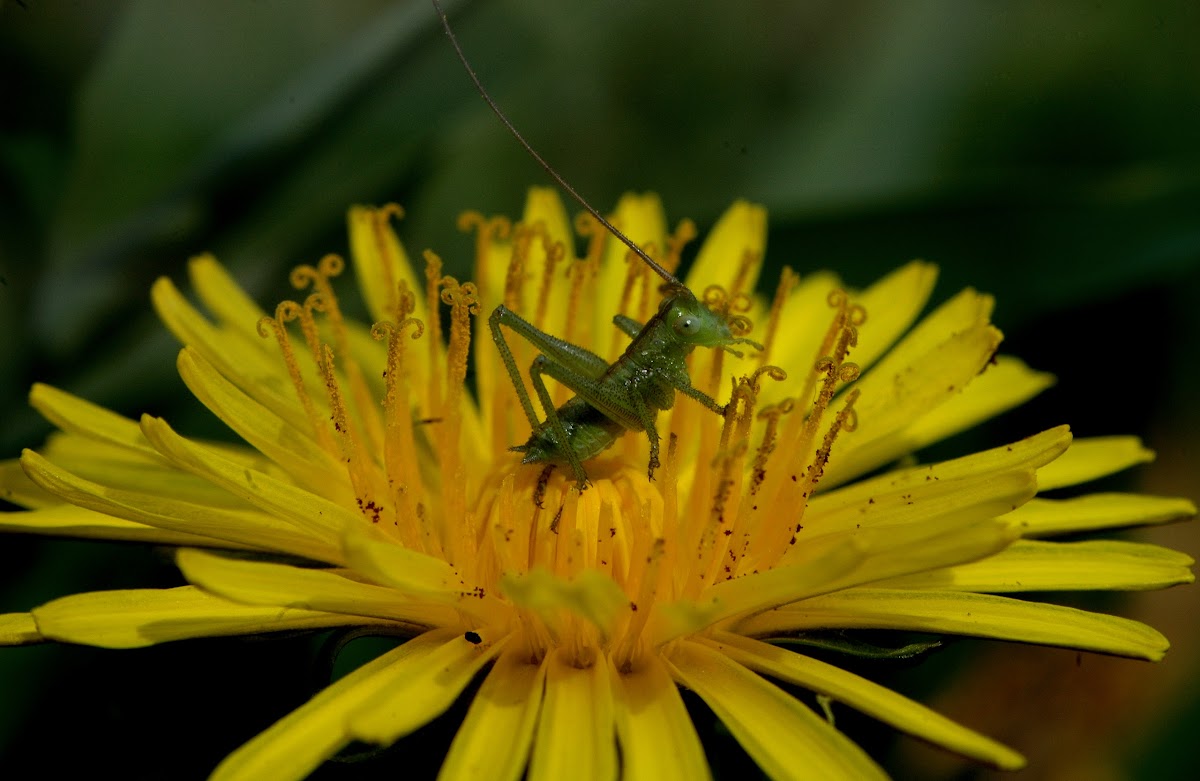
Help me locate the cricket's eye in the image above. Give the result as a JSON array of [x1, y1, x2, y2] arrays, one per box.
[[672, 311, 699, 336]]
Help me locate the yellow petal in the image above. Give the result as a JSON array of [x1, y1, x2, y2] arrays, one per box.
[[29, 383, 157, 457], [0, 457, 63, 508], [187, 254, 268, 342], [653, 534, 864, 645], [521, 186, 577, 338], [819, 518, 1018, 598], [0, 613, 42, 645], [830, 317, 1003, 486], [706, 632, 1025, 770], [139, 415, 349, 547], [38, 429, 254, 510], [741, 588, 1170, 661], [810, 426, 1071, 530], [529, 649, 617, 781], [837, 356, 1055, 478], [524, 187, 575, 252], [802, 463, 1040, 545], [341, 525, 502, 623], [176, 348, 351, 501], [867, 287, 994, 373], [501, 567, 629, 642], [20, 449, 334, 562], [150, 276, 310, 427], [1038, 436, 1154, 490], [667, 640, 887, 781], [346, 630, 505, 744], [595, 192, 668, 347], [611, 657, 710, 781], [686, 199, 767, 294], [903, 355, 1054, 442], [0, 503, 247, 547], [878, 539, 1195, 592], [176, 548, 454, 628], [33, 586, 379, 649], [850, 260, 939, 373], [1008, 493, 1197, 536], [347, 203, 424, 326], [756, 269, 843, 407], [439, 647, 546, 781], [212, 630, 454, 781]]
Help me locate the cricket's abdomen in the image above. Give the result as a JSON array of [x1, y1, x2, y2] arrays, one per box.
[[516, 396, 626, 465]]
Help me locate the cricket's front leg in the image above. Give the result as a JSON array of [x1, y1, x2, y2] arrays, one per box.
[[677, 381, 727, 417], [627, 390, 661, 480]]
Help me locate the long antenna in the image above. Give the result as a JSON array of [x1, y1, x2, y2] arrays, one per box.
[[432, 0, 680, 286]]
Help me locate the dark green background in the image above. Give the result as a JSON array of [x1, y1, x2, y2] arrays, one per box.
[[1, 1, 1197, 779]]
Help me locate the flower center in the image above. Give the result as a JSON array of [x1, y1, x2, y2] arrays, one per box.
[[256, 203, 866, 670]]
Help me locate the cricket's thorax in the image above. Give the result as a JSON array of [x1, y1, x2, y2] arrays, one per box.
[[516, 318, 694, 466]]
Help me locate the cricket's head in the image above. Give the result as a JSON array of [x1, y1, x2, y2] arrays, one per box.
[[660, 284, 764, 358]]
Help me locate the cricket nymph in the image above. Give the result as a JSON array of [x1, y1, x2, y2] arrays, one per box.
[[494, 283, 762, 487], [435, 0, 763, 489]]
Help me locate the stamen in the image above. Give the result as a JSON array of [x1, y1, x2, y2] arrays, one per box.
[[682, 378, 750, 598], [369, 204, 406, 321], [711, 368, 785, 584], [411, 250, 440, 416], [318, 342, 380, 529], [435, 265, 479, 566], [533, 227, 566, 333], [295, 294, 326, 369], [457, 210, 512, 305], [502, 223, 534, 312], [727, 315, 754, 337], [749, 399, 795, 498], [615, 246, 645, 318], [802, 388, 861, 499], [611, 246, 653, 359], [593, 490, 617, 579], [751, 380, 863, 574], [664, 219, 698, 277], [371, 316, 425, 551], [613, 537, 664, 672], [551, 486, 580, 578], [562, 257, 596, 354], [660, 434, 682, 596], [729, 248, 761, 301], [489, 473, 520, 575], [292, 255, 385, 457], [567, 213, 605, 351], [574, 211, 607, 264], [702, 284, 729, 313], [728, 283, 867, 574], [759, 266, 798, 367], [635, 244, 658, 325], [529, 231, 571, 407], [256, 301, 337, 456]]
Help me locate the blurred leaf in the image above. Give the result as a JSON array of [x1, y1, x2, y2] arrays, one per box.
[[35, 0, 468, 355]]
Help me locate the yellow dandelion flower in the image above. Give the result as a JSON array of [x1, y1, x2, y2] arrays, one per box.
[[1, 188, 1194, 781]]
